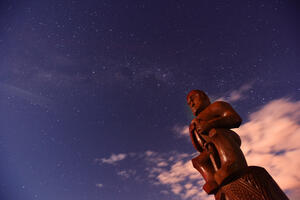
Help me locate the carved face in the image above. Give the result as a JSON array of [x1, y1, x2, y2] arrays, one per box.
[[187, 90, 210, 116]]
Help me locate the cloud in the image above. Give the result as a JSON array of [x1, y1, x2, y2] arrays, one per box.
[[216, 82, 253, 102], [97, 150, 209, 199], [96, 153, 127, 165], [173, 125, 189, 138], [117, 169, 136, 179], [137, 151, 212, 200], [96, 183, 103, 188], [148, 158, 210, 200], [0, 82, 52, 108], [235, 98, 300, 199]]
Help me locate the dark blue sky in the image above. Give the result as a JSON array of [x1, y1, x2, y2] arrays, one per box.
[[0, 0, 299, 200]]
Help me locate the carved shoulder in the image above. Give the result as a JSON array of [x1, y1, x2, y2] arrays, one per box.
[[207, 101, 242, 127], [205, 101, 231, 116]]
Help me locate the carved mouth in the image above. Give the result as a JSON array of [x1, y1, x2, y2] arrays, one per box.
[[192, 108, 200, 116]]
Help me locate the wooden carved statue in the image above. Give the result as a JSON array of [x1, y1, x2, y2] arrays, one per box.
[[187, 90, 289, 200]]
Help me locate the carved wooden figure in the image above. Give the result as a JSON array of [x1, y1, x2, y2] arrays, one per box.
[[187, 90, 289, 200]]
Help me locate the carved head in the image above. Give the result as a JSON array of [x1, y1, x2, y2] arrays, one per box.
[[187, 90, 211, 116]]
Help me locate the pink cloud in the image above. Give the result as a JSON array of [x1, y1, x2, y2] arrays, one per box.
[[216, 82, 253, 102], [144, 152, 212, 200], [173, 125, 189, 137], [95, 153, 127, 165], [235, 98, 300, 199]]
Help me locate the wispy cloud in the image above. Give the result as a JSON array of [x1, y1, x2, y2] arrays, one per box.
[[95, 153, 127, 165], [96, 183, 104, 188], [144, 153, 211, 200], [173, 125, 189, 138], [117, 169, 136, 179], [216, 82, 254, 103], [99, 150, 211, 200], [0, 82, 52, 108]]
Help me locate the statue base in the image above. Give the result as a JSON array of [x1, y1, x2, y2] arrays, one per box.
[[214, 166, 289, 200]]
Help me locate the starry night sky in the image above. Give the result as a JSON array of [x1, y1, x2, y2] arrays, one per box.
[[0, 0, 299, 200]]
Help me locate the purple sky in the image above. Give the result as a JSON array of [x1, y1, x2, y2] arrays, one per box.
[[0, 0, 299, 200]]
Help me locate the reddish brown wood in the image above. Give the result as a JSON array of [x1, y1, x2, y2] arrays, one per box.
[[187, 90, 289, 200], [214, 166, 289, 200]]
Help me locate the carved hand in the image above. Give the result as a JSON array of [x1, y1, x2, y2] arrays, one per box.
[[191, 118, 211, 135]]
